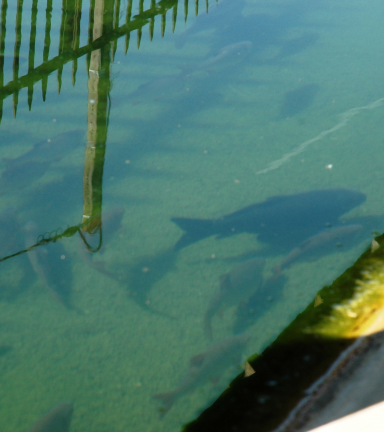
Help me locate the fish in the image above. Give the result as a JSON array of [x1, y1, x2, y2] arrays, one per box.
[[3, 129, 83, 166], [0, 129, 83, 194], [99, 206, 125, 251], [127, 41, 252, 105], [126, 73, 187, 104], [233, 273, 287, 334], [125, 248, 178, 319], [273, 224, 364, 274], [204, 257, 265, 340], [171, 188, 366, 251], [175, 0, 247, 49], [153, 334, 249, 416], [0, 160, 51, 194], [277, 83, 319, 119], [28, 401, 73, 432], [0, 344, 12, 357], [24, 221, 75, 310], [183, 41, 253, 74], [272, 33, 319, 61], [0, 208, 36, 300], [0, 207, 23, 258]]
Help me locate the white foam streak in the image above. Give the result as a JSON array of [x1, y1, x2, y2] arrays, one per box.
[[256, 98, 384, 175]]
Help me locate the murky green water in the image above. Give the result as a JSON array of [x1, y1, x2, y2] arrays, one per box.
[[0, 0, 383, 431]]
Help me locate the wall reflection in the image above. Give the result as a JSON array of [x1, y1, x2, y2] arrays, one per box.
[[0, 0, 201, 119], [0, 0, 204, 257]]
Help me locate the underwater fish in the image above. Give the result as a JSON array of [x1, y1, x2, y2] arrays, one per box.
[[0, 129, 83, 194], [273, 224, 364, 274], [127, 73, 187, 104], [0, 206, 23, 257], [4, 129, 83, 166], [171, 188, 366, 251], [127, 41, 252, 104], [277, 83, 319, 119], [0, 207, 37, 300], [183, 41, 253, 74], [175, 0, 247, 49], [153, 333, 249, 415], [204, 257, 265, 340], [125, 248, 178, 319], [99, 206, 125, 251], [0, 160, 52, 194], [233, 273, 287, 334], [24, 221, 74, 310], [272, 33, 319, 61], [0, 344, 12, 357], [28, 401, 73, 432]]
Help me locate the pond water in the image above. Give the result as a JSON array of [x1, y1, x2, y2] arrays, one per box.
[[0, 0, 383, 431]]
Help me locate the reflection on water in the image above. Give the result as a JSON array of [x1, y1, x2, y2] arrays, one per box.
[[0, 0, 384, 431]]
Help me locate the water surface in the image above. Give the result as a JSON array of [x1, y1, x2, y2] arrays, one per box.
[[0, 0, 383, 431]]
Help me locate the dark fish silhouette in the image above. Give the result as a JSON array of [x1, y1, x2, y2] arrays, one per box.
[[0, 160, 51, 194], [4, 129, 83, 166], [183, 41, 253, 74], [24, 221, 75, 310], [0, 129, 83, 194], [274, 224, 364, 274], [125, 248, 178, 319], [171, 189, 366, 251], [28, 401, 73, 432], [273, 33, 319, 61], [127, 73, 187, 104], [0, 344, 12, 357], [99, 206, 125, 253], [175, 0, 247, 49], [0, 208, 36, 300], [204, 258, 265, 340], [127, 41, 252, 105], [233, 273, 287, 334], [0, 207, 23, 257], [278, 83, 319, 119], [153, 334, 249, 416]]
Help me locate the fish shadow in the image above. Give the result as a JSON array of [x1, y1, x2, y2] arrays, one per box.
[[233, 273, 287, 334], [123, 248, 178, 318], [0, 344, 13, 357], [277, 83, 320, 120], [268, 32, 320, 64]]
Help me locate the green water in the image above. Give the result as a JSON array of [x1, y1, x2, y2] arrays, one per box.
[[0, 0, 384, 431]]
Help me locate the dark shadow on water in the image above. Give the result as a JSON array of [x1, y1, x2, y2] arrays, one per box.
[[111, 83, 225, 164], [0, 344, 12, 357], [123, 248, 178, 318], [277, 83, 320, 120], [233, 274, 287, 334], [269, 32, 320, 63]]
